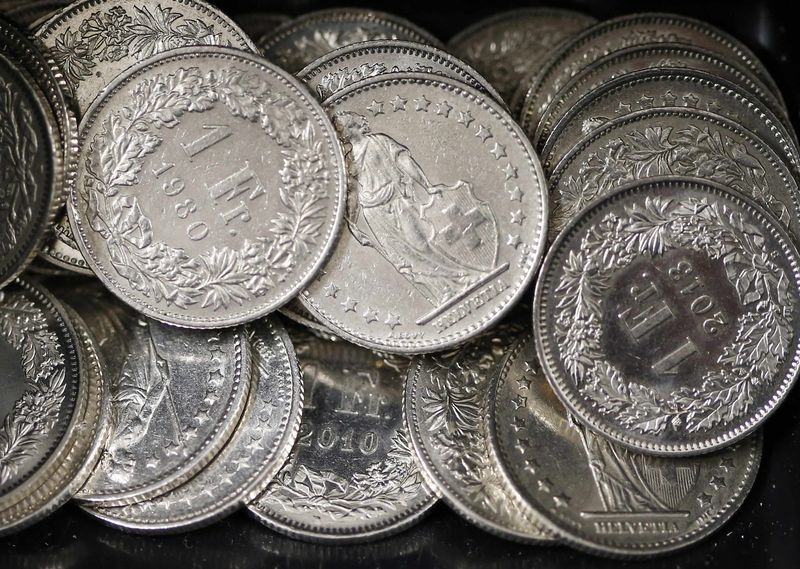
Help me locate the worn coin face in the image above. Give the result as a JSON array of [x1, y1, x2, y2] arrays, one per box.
[[535, 179, 800, 455], [518, 13, 784, 138], [547, 108, 800, 241], [300, 73, 547, 353], [69, 47, 347, 328], [232, 12, 290, 43], [67, 285, 251, 505], [491, 335, 763, 556], [258, 8, 441, 73], [298, 39, 503, 104], [405, 324, 555, 542], [35, 0, 257, 115], [82, 317, 303, 533], [248, 332, 437, 543], [448, 8, 596, 106]]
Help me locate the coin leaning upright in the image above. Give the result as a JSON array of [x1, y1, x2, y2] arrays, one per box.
[[535, 178, 800, 455], [68, 46, 347, 328], [300, 73, 548, 354]]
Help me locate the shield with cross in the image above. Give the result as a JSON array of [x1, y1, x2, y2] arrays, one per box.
[[423, 180, 499, 273]]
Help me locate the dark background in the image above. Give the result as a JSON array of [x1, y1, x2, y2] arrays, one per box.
[[2, 1, 799, 567]]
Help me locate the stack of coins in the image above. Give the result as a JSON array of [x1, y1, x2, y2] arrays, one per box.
[[0, 2, 797, 559]]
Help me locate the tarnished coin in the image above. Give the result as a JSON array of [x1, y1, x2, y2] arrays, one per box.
[[518, 13, 784, 137], [541, 69, 800, 177], [547, 108, 800, 241], [3, 0, 67, 28], [258, 8, 441, 73], [535, 178, 800, 455], [65, 285, 251, 505], [534, 42, 787, 150], [82, 317, 303, 533], [405, 324, 555, 543], [248, 332, 437, 543], [491, 335, 763, 556], [447, 8, 596, 107], [232, 12, 290, 43], [300, 73, 547, 354], [297, 40, 504, 104], [69, 47, 346, 328], [0, 279, 103, 536], [35, 0, 257, 115]]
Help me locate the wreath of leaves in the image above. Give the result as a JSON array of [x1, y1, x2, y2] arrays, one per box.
[[0, 295, 66, 485], [82, 66, 330, 312], [553, 195, 794, 434]]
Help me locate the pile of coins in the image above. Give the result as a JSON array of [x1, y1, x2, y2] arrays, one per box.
[[1, 1, 798, 558]]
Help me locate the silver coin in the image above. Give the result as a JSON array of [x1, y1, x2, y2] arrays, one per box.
[[448, 8, 596, 107], [534, 42, 788, 151], [35, 0, 257, 115], [535, 178, 800, 455], [300, 73, 548, 354], [541, 69, 800, 177], [404, 323, 555, 543], [279, 299, 340, 339], [4, 0, 67, 28], [297, 39, 504, 104], [68, 46, 347, 328], [547, 108, 800, 242], [491, 334, 763, 556], [39, 212, 93, 275], [64, 284, 251, 506], [0, 53, 64, 290], [247, 331, 437, 543], [258, 8, 442, 74], [518, 13, 784, 138], [81, 317, 303, 533], [232, 12, 290, 44]]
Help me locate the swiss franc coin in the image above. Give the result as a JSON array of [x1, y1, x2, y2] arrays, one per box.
[[83, 317, 303, 533], [301, 73, 547, 354], [248, 332, 437, 543], [535, 178, 800, 455], [448, 8, 596, 106], [491, 335, 763, 556], [0, 53, 64, 289], [233, 12, 290, 43], [258, 8, 441, 73], [67, 285, 251, 505], [518, 13, 784, 137], [298, 39, 503, 104], [405, 324, 555, 542], [40, 213, 93, 275], [0, 280, 102, 535], [547, 108, 800, 241], [534, 42, 787, 150], [69, 47, 346, 328], [35, 0, 257, 115], [280, 299, 340, 339]]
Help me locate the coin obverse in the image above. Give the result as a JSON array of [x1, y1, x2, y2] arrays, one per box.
[[535, 178, 800, 455], [83, 317, 303, 534], [69, 46, 347, 328], [258, 8, 442, 74], [300, 73, 548, 354], [297, 39, 504, 104], [405, 324, 555, 543], [248, 332, 437, 543], [491, 334, 763, 557]]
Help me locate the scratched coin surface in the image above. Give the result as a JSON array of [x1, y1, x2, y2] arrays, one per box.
[[248, 332, 437, 543], [547, 108, 800, 241], [491, 335, 763, 556], [300, 73, 547, 354], [535, 179, 800, 455], [297, 40, 503, 103], [68, 47, 347, 328], [258, 8, 441, 73], [405, 324, 555, 543], [447, 8, 596, 107], [66, 284, 250, 506], [35, 0, 257, 115], [83, 317, 303, 533]]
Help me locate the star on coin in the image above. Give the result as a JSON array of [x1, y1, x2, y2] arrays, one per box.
[[415, 95, 431, 111], [341, 297, 358, 312], [510, 209, 526, 225], [323, 283, 340, 298], [457, 109, 474, 127], [637, 95, 654, 109], [553, 493, 571, 508], [516, 376, 532, 390], [507, 185, 523, 201], [436, 100, 453, 117], [512, 416, 526, 432], [490, 142, 507, 160], [503, 163, 518, 180], [697, 492, 713, 507], [475, 124, 492, 142], [390, 95, 407, 111], [363, 307, 379, 323], [507, 234, 523, 249], [537, 478, 552, 493], [164, 440, 181, 457], [683, 93, 700, 107], [616, 101, 632, 114], [512, 394, 527, 410], [663, 90, 677, 105], [709, 475, 727, 490], [385, 313, 401, 329], [367, 99, 384, 116], [719, 457, 736, 471]]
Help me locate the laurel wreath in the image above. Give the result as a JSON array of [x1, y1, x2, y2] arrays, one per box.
[[82, 66, 330, 312], [0, 294, 67, 485], [553, 195, 794, 434]]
